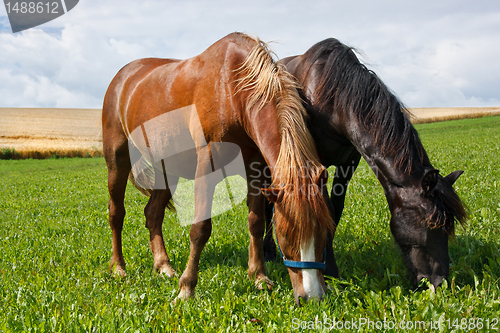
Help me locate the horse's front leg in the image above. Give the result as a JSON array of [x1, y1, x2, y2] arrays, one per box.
[[263, 200, 277, 262], [325, 153, 362, 278], [176, 217, 212, 301], [322, 184, 339, 279], [247, 171, 273, 290], [176, 147, 214, 301]]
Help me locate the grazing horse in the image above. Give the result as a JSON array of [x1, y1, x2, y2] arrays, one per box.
[[102, 33, 333, 304], [264, 38, 467, 289]]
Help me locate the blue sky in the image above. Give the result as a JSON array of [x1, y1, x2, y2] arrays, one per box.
[[1, 0, 499, 108]]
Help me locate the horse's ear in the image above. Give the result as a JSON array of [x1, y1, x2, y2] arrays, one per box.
[[261, 187, 280, 203], [422, 169, 439, 196], [316, 168, 328, 189], [444, 170, 463, 186]]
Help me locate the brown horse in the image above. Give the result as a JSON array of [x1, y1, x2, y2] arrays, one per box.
[[102, 33, 333, 304]]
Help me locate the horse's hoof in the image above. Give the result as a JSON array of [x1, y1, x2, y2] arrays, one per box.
[[173, 288, 194, 304], [112, 270, 127, 278], [255, 276, 274, 290], [157, 265, 177, 278], [110, 263, 127, 277]]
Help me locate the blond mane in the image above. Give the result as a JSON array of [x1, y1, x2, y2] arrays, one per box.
[[235, 34, 334, 254]]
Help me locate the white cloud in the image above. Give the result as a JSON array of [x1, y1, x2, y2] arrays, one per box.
[[0, 0, 499, 108], [0, 67, 100, 107], [354, 10, 500, 107]]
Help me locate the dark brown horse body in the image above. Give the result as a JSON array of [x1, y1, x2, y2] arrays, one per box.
[[102, 33, 332, 303], [264, 38, 467, 289]]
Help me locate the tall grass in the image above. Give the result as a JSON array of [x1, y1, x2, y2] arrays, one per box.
[[0, 147, 103, 160], [0, 148, 21, 160]]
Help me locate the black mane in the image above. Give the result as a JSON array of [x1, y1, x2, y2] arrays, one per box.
[[300, 38, 467, 231], [301, 38, 427, 174]]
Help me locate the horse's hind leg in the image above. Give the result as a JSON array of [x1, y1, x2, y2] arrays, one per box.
[[145, 177, 177, 277], [103, 131, 131, 277]]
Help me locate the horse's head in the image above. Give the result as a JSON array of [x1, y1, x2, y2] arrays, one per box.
[[263, 169, 332, 305], [388, 169, 467, 289]]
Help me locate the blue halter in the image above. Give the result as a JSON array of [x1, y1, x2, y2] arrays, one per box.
[[272, 206, 327, 271]]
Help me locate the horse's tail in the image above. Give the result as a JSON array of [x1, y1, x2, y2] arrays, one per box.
[[128, 156, 176, 212], [128, 170, 153, 197]]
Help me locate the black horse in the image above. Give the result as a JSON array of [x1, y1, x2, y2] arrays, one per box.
[[264, 38, 467, 289]]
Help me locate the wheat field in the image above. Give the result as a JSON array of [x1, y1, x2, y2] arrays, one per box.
[[410, 106, 500, 124], [1, 106, 499, 159], [0, 108, 102, 159]]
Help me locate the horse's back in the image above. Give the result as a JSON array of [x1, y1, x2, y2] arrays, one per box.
[[102, 32, 262, 165], [103, 58, 180, 121], [103, 32, 253, 129]]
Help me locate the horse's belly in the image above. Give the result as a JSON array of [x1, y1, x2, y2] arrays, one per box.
[[162, 149, 198, 179]]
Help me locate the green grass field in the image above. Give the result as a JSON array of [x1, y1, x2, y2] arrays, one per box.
[[1, 116, 499, 332]]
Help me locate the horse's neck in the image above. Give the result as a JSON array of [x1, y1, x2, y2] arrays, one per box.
[[243, 104, 282, 171], [300, 56, 430, 204], [344, 116, 430, 197], [305, 107, 354, 167]]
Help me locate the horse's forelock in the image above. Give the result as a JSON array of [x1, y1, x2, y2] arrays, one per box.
[[273, 71, 333, 256], [427, 178, 467, 235]]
